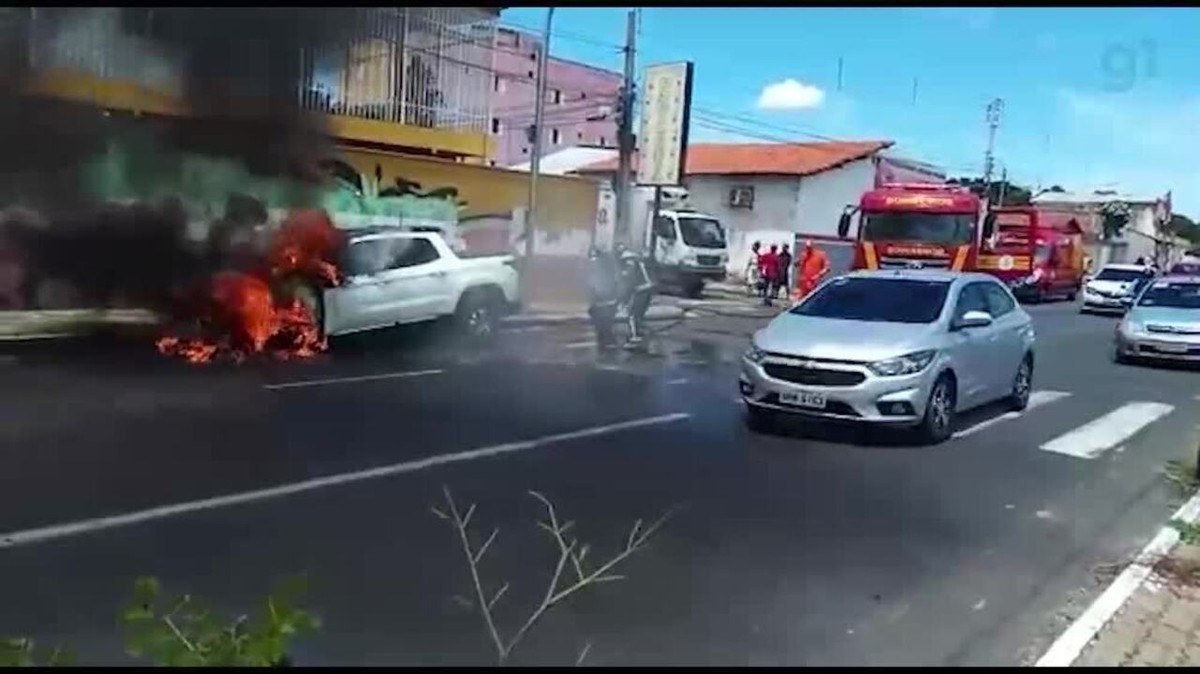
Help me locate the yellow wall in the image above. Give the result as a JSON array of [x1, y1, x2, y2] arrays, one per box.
[[338, 147, 598, 232], [26, 69, 491, 159]]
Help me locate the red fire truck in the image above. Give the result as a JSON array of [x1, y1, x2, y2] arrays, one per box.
[[976, 207, 1086, 302], [837, 183, 984, 271]]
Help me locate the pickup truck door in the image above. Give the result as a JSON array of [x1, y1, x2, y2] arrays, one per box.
[[323, 238, 397, 334], [376, 237, 454, 323]]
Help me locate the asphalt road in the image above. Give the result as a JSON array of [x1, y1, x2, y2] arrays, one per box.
[[0, 295, 1196, 666]]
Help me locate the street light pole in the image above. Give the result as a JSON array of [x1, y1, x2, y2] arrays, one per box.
[[523, 7, 554, 300]]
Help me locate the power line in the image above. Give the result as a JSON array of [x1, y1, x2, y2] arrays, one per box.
[[497, 19, 624, 51]]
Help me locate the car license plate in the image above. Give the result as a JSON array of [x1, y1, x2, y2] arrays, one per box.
[[1153, 342, 1189, 354], [779, 391, 826, 409]]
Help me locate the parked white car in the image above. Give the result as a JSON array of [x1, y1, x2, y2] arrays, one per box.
[[740, 270, 1036, 444], [1081, 263, 1154, 314], [280, 229, 519, 340]]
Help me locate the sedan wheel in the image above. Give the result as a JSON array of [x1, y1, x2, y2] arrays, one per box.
[[1008, 356, 1032, 411], [916, 375, 956, 445]]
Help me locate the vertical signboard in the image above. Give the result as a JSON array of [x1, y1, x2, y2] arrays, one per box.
[[636, 61, 694, 187]]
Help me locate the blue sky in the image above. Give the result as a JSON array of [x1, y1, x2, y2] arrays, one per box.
[[501, 7, 1200, 218]]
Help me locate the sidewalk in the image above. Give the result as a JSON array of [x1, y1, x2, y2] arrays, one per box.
[[1075, 543, 1200, 666]]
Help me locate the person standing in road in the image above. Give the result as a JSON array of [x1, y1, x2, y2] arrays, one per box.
[[759, 244, 780, 306], [794, 239, 831, 303], [746, 240, 763, 296], [585, 246, 620, 350], [776, 243, 793, 300], [617, 246, 655, 348]]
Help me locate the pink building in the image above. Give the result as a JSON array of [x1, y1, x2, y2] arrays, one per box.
[[488, 26, 622, 167]]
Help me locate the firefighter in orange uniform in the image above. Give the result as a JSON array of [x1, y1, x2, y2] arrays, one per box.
[[794, 239, 831, 302]]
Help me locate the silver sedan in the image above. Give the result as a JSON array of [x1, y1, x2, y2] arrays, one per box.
[[740, 270, 1037, 444], [1114, 275, 1200, 364]]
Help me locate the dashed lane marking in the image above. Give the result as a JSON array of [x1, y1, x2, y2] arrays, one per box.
[[1040, 402, 1175, 459], [263, 369, 444, 390], [0, 412, 692, 548], [953, 390, 1072, 439]]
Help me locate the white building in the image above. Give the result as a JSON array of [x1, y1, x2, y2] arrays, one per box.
[[1031, 189, 1181, 268], [574, 140, 942, 277]]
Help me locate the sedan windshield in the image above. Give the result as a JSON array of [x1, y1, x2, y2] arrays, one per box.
[[1137, 281, 1200, 309], [678, 217, 726, 249], [790, 277, 950, 324], [1095, 267, 1146, 282], [861, 212, 975, 246]]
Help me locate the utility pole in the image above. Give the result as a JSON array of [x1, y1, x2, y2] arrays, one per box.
[[522, 7, 553, 299], [613, 9, 637, 249], [998, 166, 1008, 207], [982, 97, 1003, 193]]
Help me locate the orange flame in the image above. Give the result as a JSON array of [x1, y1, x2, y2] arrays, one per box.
[[155, 208, 344, 365]]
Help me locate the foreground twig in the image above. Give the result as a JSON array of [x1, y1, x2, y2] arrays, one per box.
[[435, 487, 673, 664]]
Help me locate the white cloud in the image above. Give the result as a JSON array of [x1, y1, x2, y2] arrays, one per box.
[[757, 79, 826, 111]]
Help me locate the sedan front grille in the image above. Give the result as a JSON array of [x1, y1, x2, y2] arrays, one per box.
[[1147, 324, 1200, 335], [762, 364, 866, 387]]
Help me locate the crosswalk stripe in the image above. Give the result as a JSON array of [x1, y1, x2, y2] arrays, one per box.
[[1040, 402, 1175, 460], [953, 390, 1072, 439]]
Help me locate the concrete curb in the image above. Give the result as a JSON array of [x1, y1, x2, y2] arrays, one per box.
[[1035, 489, 1200, 666]]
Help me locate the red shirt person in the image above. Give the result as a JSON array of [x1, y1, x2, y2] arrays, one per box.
[[758, 244, 780, 284]]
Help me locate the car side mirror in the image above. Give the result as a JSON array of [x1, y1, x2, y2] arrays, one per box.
[[837, 212, 852, 239], [954, 310, 993, 330]]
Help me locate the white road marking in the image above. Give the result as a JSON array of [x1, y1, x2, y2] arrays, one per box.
[[667, 378, 690, 385], [564, 341, 595, 350], [0, 412, 691, 549], [1039, 402, 1175, 460], [952, 390, 1072, 439], [1035, 490, 1200, 666], [263, 369, 444, 390]]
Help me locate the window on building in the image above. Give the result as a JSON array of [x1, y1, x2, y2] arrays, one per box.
[[493, 75, 504, 93], [599, 136, 607, 147], [577, 131, 584, 140], [551, 128, 561, 145], [522, 147, 529, 155], [580, 91, 587, 100], [552, 89, 562, 104], [530, 50, 538, 62], [491, 118, 501, 134], [527, 70, 534, 79]]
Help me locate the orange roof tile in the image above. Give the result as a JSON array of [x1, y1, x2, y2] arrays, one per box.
[[575, 140, 894, 177]]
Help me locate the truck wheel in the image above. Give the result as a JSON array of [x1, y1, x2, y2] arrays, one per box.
[[684, 278, 704, 298], [1065, 286, 1078, 302], [456, 289, 500, 343]]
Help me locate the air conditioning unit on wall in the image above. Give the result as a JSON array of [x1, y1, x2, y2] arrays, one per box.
[[728, 185, 754, 209]]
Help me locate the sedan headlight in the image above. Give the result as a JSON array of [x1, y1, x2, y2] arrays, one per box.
[[1119, 319, 1145, 337], [868, 350, 937, 377], [744, 344, 767, 364]]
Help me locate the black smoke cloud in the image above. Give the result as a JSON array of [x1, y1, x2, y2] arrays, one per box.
[[0, 8, 367, 310]]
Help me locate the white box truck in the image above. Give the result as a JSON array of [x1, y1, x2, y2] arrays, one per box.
[[599, 183, 729, 298]]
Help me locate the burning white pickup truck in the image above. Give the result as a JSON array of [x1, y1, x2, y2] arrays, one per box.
[[278, 227, 520, 341]]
